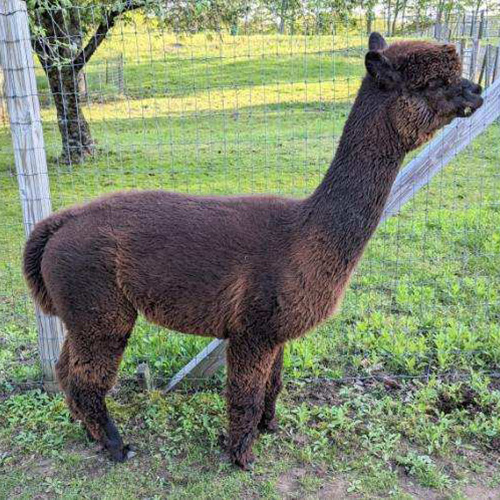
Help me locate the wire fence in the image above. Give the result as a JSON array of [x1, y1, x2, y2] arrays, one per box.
[[0, 2, 499, 393]]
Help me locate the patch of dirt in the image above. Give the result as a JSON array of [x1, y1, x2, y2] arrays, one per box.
[[286, 374, 407, 409], [398, 474, 447, 500], [276, 467, 307, 497], [276, 468, 353, 499], [316, 478, 352, 499], [460, 485, 500, 499], [398, 447, 500, 500], [454, 450, 500, 499], [287, 379, 342, 406], [435, 386, 491, 416], [397, 460, 488, 499]]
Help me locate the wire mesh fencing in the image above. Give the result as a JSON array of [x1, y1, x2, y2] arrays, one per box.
[[0, 2, 499, 393]]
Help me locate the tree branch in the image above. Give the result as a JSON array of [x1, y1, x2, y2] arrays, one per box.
[[31, 36, 52, 73], [30, 7, 62, 73], [72, 0, 147, 70]]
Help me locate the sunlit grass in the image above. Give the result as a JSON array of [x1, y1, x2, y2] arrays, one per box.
[[37, 77, 359, 124]]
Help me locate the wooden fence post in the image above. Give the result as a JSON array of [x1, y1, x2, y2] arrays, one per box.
[[492, 45, 500, 84], [478, 45, 490, 87], [0, 0, 64, 393], [478, 10, 485, 40], [469, 38, 480, 81]]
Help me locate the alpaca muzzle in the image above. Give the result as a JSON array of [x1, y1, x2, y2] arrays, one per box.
[[457, 79, 483, 117]]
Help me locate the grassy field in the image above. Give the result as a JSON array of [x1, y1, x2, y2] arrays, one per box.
[[1, 18, 500, 498]]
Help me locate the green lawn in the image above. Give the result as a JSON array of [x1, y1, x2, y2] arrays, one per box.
[[1, 19, 500, 499]]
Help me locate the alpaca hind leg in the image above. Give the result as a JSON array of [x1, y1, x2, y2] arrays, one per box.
[[61, 303, 136, 461], [56, 338, 85, 428], [258, 345, 284, 433], [226, 336, 278, 469], [65, 328, 134, 461]]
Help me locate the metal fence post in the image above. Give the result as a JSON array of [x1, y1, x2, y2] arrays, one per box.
[[0, 0, 64, 393]]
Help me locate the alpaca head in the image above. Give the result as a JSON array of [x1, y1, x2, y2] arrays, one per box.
[[364, 32, 483, 151]]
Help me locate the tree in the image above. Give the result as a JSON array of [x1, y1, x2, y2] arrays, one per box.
[[391, 0, 408, 35], [159, 0, 250, 34], [28, 1, 153, 163], [262, 0, 302, 34], [28, 0, 249, 164], [359, 0, 378, 34]]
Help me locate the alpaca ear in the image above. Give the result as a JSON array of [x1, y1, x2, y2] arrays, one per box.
[[365, 51, 401, 88], [442, 43, 457, 55], [368, 32, 388, 51]]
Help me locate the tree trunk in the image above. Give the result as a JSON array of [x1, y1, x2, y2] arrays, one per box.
[[386, 0, 392, 36], [435, 2, 443, 41], [279, 0, 288, 34], [46, 67, 94, 163], [279, 17, 285, 34], [470, 1, 481, 38], [366, 14, 372, 35], [391, 0, 401, 36], [400, 0, 407, 33], [31, 7, 94, 164]]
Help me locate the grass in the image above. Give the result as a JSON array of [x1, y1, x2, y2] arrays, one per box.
[[2, 377, 500, 498], [1, 16, 500, 498]]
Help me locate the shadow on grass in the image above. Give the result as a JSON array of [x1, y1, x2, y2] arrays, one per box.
[[35, 49, 365, 106]]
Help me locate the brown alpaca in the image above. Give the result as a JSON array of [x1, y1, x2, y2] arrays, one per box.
[[23, 33, 482, 469]]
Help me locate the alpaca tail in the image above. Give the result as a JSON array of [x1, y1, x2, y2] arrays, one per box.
[[23, 212, 70, 315]]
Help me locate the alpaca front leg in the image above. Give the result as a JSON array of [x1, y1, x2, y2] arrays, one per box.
[[259, 345, 284, 433], [226, 337, 277, 469]]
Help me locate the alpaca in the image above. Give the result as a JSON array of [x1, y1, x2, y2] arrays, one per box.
[[23, 33, 483, 469]]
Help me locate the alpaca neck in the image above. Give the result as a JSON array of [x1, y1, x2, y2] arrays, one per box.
[[303, 80, 406, 267]]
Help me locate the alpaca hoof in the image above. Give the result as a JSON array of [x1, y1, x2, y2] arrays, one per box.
[[231, 451, 255, 471], [109, 443, 135, 462], [259, 418, 279, 434]]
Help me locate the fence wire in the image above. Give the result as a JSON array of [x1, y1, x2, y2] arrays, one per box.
[[0, 4, 499, 393]]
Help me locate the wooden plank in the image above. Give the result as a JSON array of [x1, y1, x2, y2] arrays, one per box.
[[166, 339, 227, 391], [492, 45, 500, 83], [485, 44, 494, 88], [0, 0, 65, 393], [168, 77, 500, 391], [478, 44, 489, 87]]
